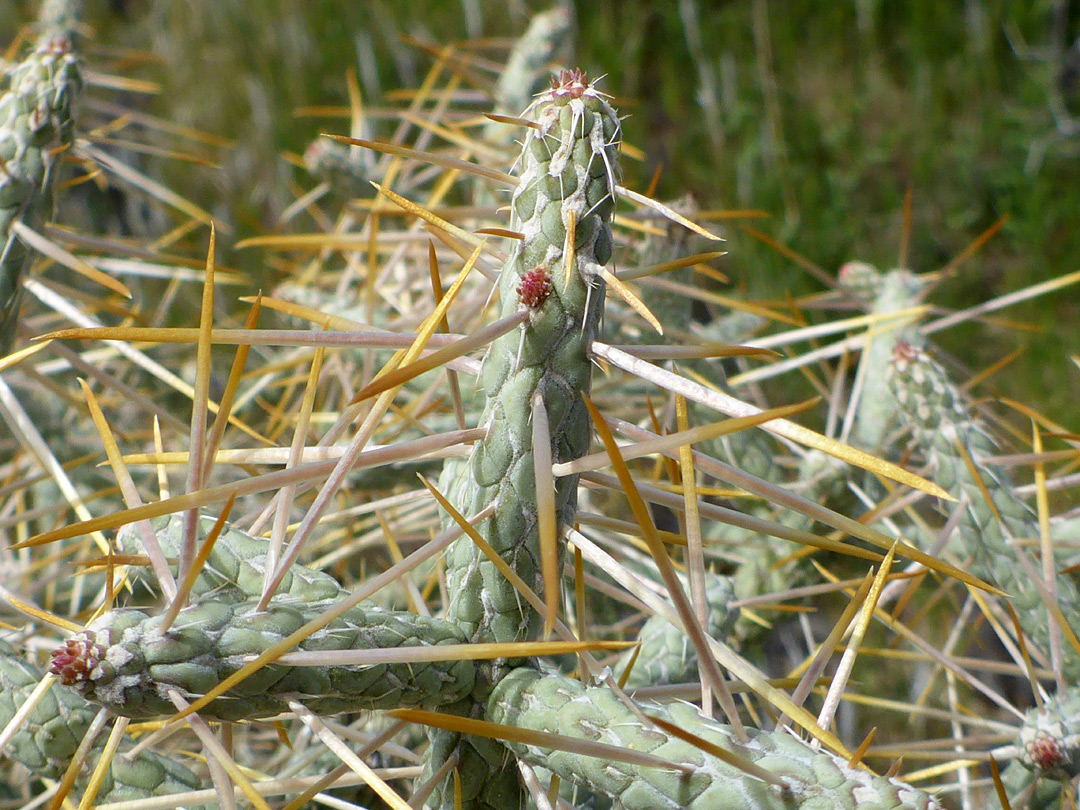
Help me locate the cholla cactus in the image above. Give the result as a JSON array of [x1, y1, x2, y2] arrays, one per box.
[[0, 3, 81, 352], [442, 67, 618, 655], [838, 262, 928, 454], [425, 66, 620, 810], [7, 2, 1042, 805], [888, 341, 1080, 680], [490, 669, 942, 810], [1016, 687, 1080, 782], [0, 642, 206, 806]]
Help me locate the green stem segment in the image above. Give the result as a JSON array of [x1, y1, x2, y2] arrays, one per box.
[[444, 69, 619, 653], [0, 1, 82, 352], [427, 68, 620, 810], [489, 668, 942, 810], [888, 341, 1080, 680], [51, 595, 476, 722]]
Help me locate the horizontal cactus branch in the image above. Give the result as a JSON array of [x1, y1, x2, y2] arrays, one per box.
[[488, 669, 944, 810], [50, 595, 477, 721]]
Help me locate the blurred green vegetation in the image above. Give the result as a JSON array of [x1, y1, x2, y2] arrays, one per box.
[[6, 0, 1079, 421]]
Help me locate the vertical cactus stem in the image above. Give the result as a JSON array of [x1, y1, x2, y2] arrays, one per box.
[[887, 341, 1080, 679]]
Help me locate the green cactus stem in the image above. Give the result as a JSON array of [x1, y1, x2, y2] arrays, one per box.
[[888, 341, 1080, 679], [425, 67, 621, 810], [488, 668, 944, 810], [49, 596, 477, 722], [0, 1, 82, 352]]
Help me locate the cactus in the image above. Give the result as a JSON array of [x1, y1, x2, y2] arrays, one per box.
[[489, 668, 943, 810], [0, 641, 206, 807], [888, 341, 1080, 680], [0, 2, 81, 352], [11, 5, 1080, 810], [50, 596, 477, 721], [423, 66, 620, 810], [838, 263, 929, 454]]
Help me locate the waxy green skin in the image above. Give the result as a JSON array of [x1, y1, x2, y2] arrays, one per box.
[[490, 669, 943, 810], [888, 343, 1080, 680], [0, 8, 81, 352], [38, 65, 949, 809], [443, 79, 619, 655], [839, 265, 928, 455], [57, 597, 476, 721]]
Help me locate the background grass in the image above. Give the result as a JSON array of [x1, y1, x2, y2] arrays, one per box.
[[6, 0, 1079, 421]]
